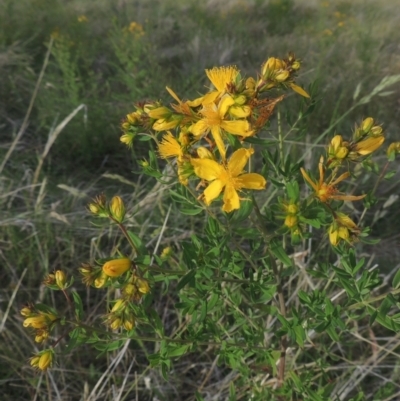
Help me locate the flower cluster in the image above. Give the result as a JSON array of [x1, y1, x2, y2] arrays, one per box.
[[21, 305, 58, 344], [327, 117, 385, 168], [88, 194, 126, 223], [104, 275, 150, 331], [120, 53, 309, 212], [300, 116, 386, 246]]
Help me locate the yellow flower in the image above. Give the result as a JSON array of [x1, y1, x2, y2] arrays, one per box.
[[111, 299, 126, 313], [387, 142, 400, 160], [23, 313, 57, 329], [135, 277, 150, 294], [353, 135, 384, 156], [146, 106, 171, 119], [120, 132, 135, 147], [158, 131, 185, 161], [152, 118, 179, 131], [165, 86, 204, 112], [55, 270, 67, 289], [329, 213, 359, 246], [77, 15, 88, 23], [94, 271, 109, 288], [30, 350, 54, 371], [191, 148, 266, 212], [128, 21, 144, 36], [301, 157, 365, 203], [202, 66, 239, 104], [191, 95, 254, 160], [284, 215, 298, 228], [103, 258, 131, 277], [109, 196, 125, 223], [35, 329, 49, 343], [327, 135, 350, 167]]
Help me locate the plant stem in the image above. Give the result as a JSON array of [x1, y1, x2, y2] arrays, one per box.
[[269, 251, 287, 388]]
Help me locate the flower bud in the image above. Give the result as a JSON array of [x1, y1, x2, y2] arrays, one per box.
[[120, 133, 135, 147], [286, 204, 298, 214], [262, 57, 283, 75], [245, 77, 256, 89], [55, 270, 67, 289], [147, 106, 171, 119], [110, 318, 122, 330], [30, 350, 54, 371], [88, 203, 100, 214], [123, 283, 136, 296], [39, 351, 53, 370], [126, 112, 139, 125], [35, 329, 49, 343], [136, 278, 150, 294], [94, 271, 108, 288], [370, 126, 383, 137], [20, 306, 33, 317], [23, 315, 47, 329], [197, 147, 214, 160], [160, 246, 173, 260], [152, 118, 179, 131], [229, 105, 251, 118], [284, 215, 298, 228], [354, 136, 384, 155], [234, 95, 247, 105], [111, 299, 126, 313], [109, 196, 125, 223], [274, 71, 290, 82], [123, 318, 135, 331], [102, 258, 131, 277], [291, 60, 301, 70], [361, 117, 374, 133], [387, 142, 400, 161]]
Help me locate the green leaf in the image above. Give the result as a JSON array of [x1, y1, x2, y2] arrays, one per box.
[[66, 327, 84, 350], [286, 181, 299, 201], [195, 391, 205, 401], [243, 137, 276, 146], [369, 309, 378, 326], [199, 301, 207, 322], [179, 207, 204, 215], [326, 325, 340, 342], [270, 239, 292, 267], [208, 292, 219, 311], [384, 170, 397, 180], [166, 344, 190, 358], [177, 269, 196, 291], [298, 290, 311, 304], [228, 199, 253, 224], [127, 230, 148, 255], [71, 291, 84, 320], [293, 325, 305, 347], [229, 382, 236, 401], [392, 268, 400, 289]]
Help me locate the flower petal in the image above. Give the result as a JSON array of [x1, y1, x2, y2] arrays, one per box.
[[236, 173, 266, 190], [204, 180, 225, 205], [300, 168, 318, 192], [191, 158, 222, 181], [330, 172, 350, 186], [205, 66, 239, 93], [211, 126, 226, 161], [228, 148, 254, 177], [158, 131, 183, 159], [221, 120, 254, 137], [191, 119, 209, 137], [218, 95, 235, 117], [222, 184, 240, 212], [331, 194, 366, 201]]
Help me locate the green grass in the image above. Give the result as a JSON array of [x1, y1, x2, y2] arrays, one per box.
[[1, 0, 400, 399]]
